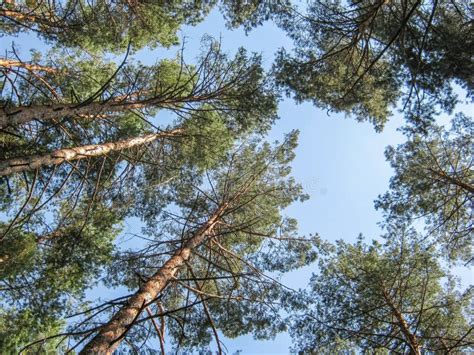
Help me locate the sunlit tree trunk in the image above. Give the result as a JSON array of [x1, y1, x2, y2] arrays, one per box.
[[382, 288, 421, 355], [80, 205, 227, 354], [0, 129, 183, 176], [0, 93, 216, 128], [427, 168, 474, 194], [0, 58, 56, 73], [0, 9, 37, 22]]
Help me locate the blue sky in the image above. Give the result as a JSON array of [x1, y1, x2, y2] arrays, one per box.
[[2, 7, 472, 354], [151, 9, 473, 353], [140, 9, 407, 353]]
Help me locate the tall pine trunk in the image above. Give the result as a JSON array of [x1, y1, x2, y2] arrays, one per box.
[[0, 58, 56, 73], [1, 102, 138, 129], [0, 129, 183, 176], [79, 205, 227, 354], [382, 288, 421, 354], [0, 93, 215, 128], [0, 9, 37, 22]]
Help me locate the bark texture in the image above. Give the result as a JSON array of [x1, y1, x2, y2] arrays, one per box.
[[1, 102, 125, 129], [0, 9, 37, 22], [0, 58, 56, 73], [382, 288, 421, 355], [0, 129, 183, 176], [79, 205, 227, 354], [0, 94, 212, 128]]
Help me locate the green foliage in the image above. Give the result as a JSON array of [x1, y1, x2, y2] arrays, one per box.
[[1, 0, 215, 53], [0, 202, 121, 349], [0, 309, 65, 354], [273, 0, 473, 130], [219, 0, 291, 30], [275, 48, 398, 131], [180, 110, 234, 170], [94, 133, 318, 352], [287, 228, 473, 353], [0, 227, 37, 279], [1, 1, 295, 53], [0, 40, 278, 239], [1, 2, 471, 353], [376, 113, 473, 262]]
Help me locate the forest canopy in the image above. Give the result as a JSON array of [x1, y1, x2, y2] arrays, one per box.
[[0, 0, 472, 353]]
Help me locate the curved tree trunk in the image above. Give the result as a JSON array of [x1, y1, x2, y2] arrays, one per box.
[[0, 129, 183, 176], [79, 205, 227, 354]]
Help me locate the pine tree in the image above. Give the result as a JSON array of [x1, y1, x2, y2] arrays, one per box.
[[272, 0, 473, 131], [376, 113, 473, 262], [287, 226, 473, 353], [0, 42, 277, 243], [0, 0, 213, 53], [0, 32, 279, 352], [39, 133, 318, 354]]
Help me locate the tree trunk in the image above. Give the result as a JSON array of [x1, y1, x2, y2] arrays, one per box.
[[0, 9, 37, 22], [428, 168, 474, 194], [382, 288, 421, 354], [0, 58, 56, 73], [79, 205, 227, 354], [1, 102, 128, 129], [0, 93, 213, 129], [0, 129, 183, 176]]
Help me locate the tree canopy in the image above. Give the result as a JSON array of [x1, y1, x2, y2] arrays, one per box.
[[273, 0, 473, 131], [376, 113, 473, 263], [0, 0, 472, 353], [287, 228, 473, 353]]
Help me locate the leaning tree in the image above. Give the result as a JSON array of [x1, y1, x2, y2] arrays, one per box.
[[24, 132, 320, 354], [0, 38, 280, 351]]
